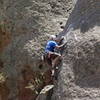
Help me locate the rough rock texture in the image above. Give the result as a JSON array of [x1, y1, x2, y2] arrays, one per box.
[[1, 0, 99, 100], [52, 0, 100, 100], [0, 0, 73, 100]]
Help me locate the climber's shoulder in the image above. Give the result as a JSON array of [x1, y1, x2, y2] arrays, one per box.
[[47, 40, 58, 46]]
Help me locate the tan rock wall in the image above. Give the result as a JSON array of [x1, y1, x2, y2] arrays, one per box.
[[52, 0, 100, 100], [0, 0, 73, 99]]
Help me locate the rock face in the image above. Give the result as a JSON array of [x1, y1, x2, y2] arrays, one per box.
[[0, 0, 73, 100], [0, 0, 100, 100], [52, 0, 100, 100]]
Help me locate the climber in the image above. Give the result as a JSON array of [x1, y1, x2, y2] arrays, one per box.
[[44, 35, 66, 75]]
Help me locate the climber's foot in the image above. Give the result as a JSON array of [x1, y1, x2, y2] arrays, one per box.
[[51, 69, 55, 76]]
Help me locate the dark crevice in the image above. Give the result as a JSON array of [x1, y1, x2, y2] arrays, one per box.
[[0, 59, 4, 69], [38, 64, 43, 70], [59, 22, 63, 25], [60, 26, 64, 29], [46, 89, 53, 100]]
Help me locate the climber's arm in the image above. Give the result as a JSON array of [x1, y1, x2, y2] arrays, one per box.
[[55, 41, 67, 49]]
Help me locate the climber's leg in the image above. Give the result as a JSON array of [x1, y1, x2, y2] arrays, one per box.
[[50, 53, 62, 76], [43, 52, 62, 76], [52, 53, 62, 68]]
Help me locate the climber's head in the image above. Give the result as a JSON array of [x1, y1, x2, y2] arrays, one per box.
[[49, 35, 57, 41]]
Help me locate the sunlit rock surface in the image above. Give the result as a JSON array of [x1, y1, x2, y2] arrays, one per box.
[[0, 0, 73, 100], [52, 0, 100, 100]]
